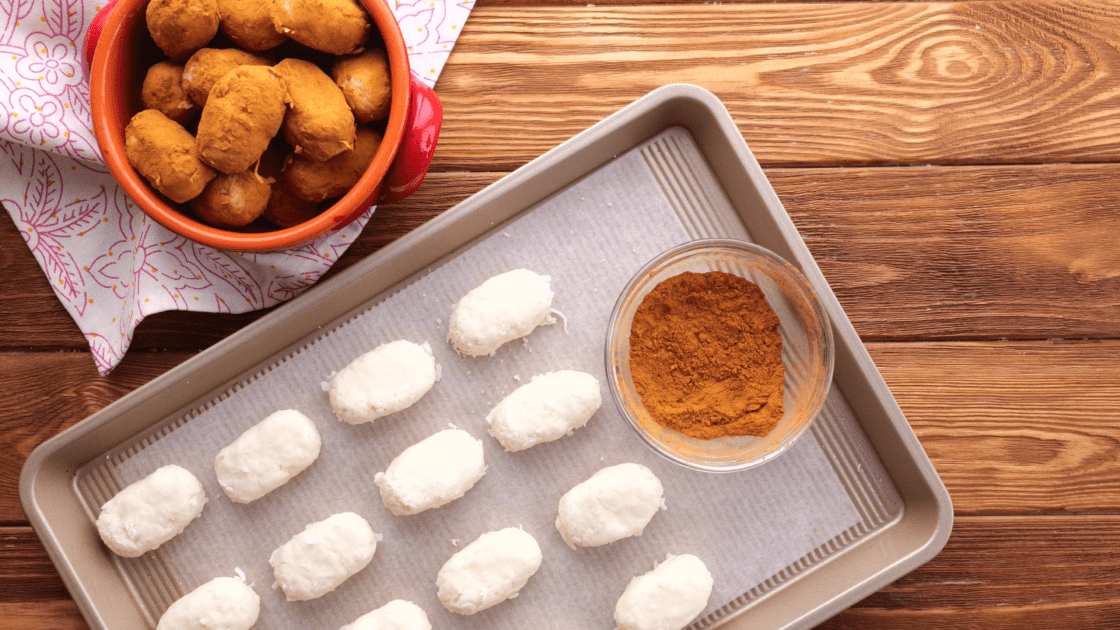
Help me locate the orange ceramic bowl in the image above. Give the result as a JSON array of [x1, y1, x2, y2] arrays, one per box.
[[88, 0, 438, 252]]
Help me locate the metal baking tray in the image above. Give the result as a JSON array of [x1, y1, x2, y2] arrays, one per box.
[[22, 84, 952, 629]]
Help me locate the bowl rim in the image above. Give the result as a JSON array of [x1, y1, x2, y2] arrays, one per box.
[[604, 238, 836, 473], [90, 0, 411, 252]]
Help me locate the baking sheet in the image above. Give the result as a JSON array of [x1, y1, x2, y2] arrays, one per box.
[[89, 144, 860, 629]]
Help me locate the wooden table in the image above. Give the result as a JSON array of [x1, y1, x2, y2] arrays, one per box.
[[4, 0, 1120, 627]]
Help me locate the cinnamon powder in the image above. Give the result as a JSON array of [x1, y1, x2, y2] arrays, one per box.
[[628, 270, 784, 439]]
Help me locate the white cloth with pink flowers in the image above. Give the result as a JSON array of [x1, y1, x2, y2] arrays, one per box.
[[0, 0, 471, 374]]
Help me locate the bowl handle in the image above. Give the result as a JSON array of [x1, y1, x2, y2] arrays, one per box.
[[82, 0, 120, 72], [379, 72, 443, 204]]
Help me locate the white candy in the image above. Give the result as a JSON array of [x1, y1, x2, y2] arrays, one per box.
[[375, 429, 485, 516], [96, 465, 207, 558], [436, 528, 542, 615], [340, 599, 432, 630], [487, 370, 601, 451], [556, 463, 664, 549], [449, 269, 554, 356], [214, 409, 322, 503], [157, 576, 260, 630], [615, 554, 714, 630], [330, 340, 437, 424], [270, 512, 379, 601]]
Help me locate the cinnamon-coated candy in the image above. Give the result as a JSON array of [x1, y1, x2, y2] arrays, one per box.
[[182, 48, 272, 108], [272, 58, 356, 162], [197, 66, 290, 174], [217, 0, 287, 51], [146, 0, 220, 60], [190, 169, 272, 227], [284, 127, 381, 202], [270, 0, 369, 55], [124, 109, 216, 203], [332, 49, 392, 124], [140, 62, 197, 124]]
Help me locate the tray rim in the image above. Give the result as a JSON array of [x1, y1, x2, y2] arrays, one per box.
[[21, 83, 952, 630]]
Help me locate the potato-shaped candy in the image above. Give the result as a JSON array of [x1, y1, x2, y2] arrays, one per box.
[[190, 169, 272, 227], [157, 577, 260, 630], [329, 340, 436, 424], [270, 512, 379, 601], [271, 0, 369, 55], [273, 58, 356, 162], [264, 180, 320, 228], [332, 49, 392, 123], [615, 554, 714, 630], [125, 109, 216, 203], [341, 600, 431, 630], [197, 66, 289, 174], [217, 0, 286, 51], [487, 370, 601, 452], [375, 429, 486, 516], [141, 62, 197, 124], [556, 463, 664, 548], [284, 127, 381, 202], [449, 269, 555, 356], [436, 528, 543, 615], [214, 410, 322, 503], [96, 465, 207, 558], [146, 0, 220, 60], [182, 48, 272, 108]]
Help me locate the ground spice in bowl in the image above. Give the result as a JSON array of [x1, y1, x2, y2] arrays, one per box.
[[628, 270, 784, 439]]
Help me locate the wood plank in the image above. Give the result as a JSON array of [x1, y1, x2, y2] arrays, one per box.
[[820, 516, 1120, 628], [435, 1, 1120, 170], [0, 528, 69, 602], [773, 163, 1120, 341], [4, 340, 1119, 522], [3, 517, 1118, 628], [5, 162, 1120, 350], [0, 601, 87, 630], [867, 340, 1120, 515]]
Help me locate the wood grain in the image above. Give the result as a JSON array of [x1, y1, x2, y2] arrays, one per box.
[[820, 516, 1120, 628], [0, 601, 87, 630], [773, 163, 1120, 341], [435, 1, 1120, 170], [5, 163, 1120, 351], [867, 341, 1120, 515], [5, 341, 1119, 523], [0, 528, 69, 602], [3, 516, 1118, 628]]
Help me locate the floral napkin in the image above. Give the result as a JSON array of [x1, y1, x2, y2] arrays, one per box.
[[0, 0, 472, 374]]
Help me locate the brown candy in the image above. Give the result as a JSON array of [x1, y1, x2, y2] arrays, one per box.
[[146, 0, 220, 60], [332, 49, 392, 124], [182, 48, 272, 108], [217, 0, 287, 51], [272, 58, 356, 162], [270, 0, 369, 55], [124, 109, 217, 203], [190, 169, 272, 227], [284, 127, 381, 202], [140, 62, 197, 124], [197, 66, 290, 174]]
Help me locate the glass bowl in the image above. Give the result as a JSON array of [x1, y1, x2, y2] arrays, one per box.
[[605, 239, 834, 472]]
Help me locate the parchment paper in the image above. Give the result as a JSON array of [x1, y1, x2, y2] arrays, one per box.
[[108, 146, 860, 629]]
